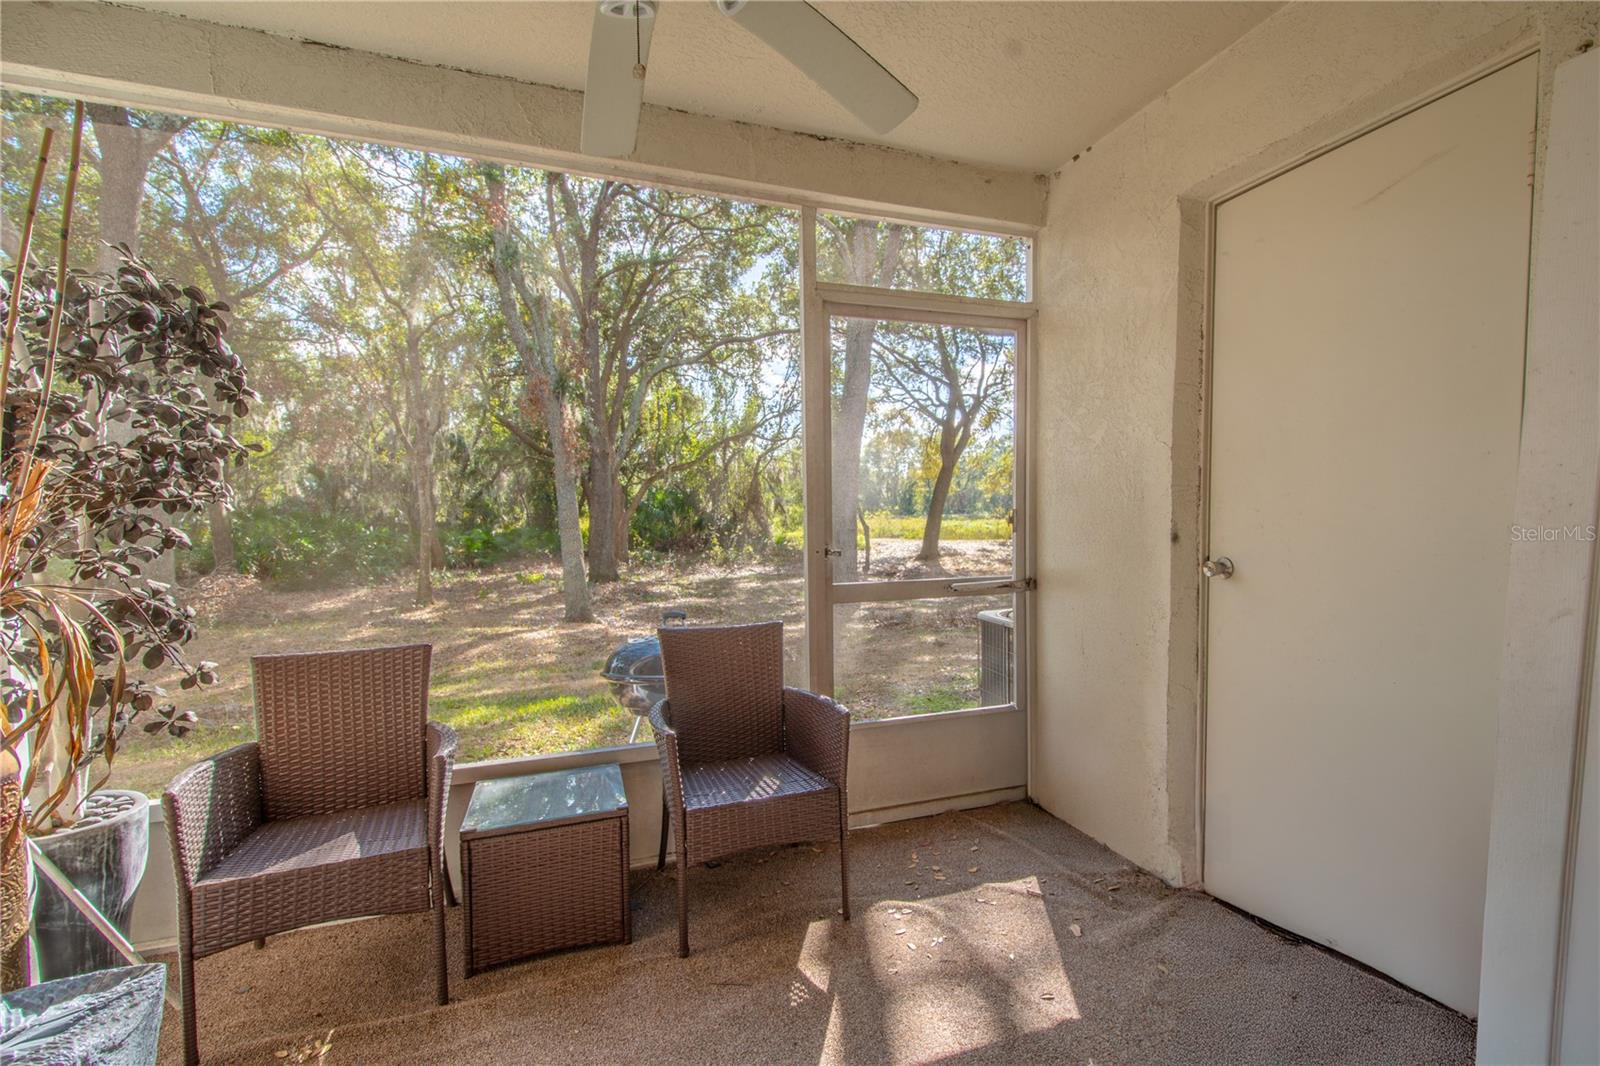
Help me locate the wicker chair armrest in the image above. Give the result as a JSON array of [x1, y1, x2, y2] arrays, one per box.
[[426, 722, 458, 904], [648, 698, 685, 813], [426, 723, 458, 842], [162, 741, 262, 889], [782, 687, 850, 788]]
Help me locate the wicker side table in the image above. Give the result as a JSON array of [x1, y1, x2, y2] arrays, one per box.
[[459, 763, 630, 976]]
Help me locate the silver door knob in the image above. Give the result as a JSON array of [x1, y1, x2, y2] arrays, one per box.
[[1202, 556, 1234, 579]]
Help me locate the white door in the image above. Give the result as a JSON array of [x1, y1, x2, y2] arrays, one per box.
[[1204, 56, 1536, 1016]]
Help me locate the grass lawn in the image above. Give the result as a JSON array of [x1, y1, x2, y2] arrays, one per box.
[[112, 538, 1014, 796]]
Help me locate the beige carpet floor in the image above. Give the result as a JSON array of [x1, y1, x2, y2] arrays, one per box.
[[155, 802, 1474, 1065]]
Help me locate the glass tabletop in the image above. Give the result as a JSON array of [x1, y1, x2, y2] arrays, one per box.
[[460, 763, 628, 837]]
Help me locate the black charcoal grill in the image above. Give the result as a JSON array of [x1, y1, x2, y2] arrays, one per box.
[[602, 609, 686, 742]]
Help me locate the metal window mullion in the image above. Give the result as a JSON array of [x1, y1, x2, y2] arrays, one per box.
[[799, 206, 835, 696]]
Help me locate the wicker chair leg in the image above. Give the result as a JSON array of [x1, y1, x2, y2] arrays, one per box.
[[657, 797, 668, 872], [433, 880, 449, 1006], [675, 834, 690, 958], [839, 812, 851, 922], [253, 937, 266, 949], [178, 940, 199, 1066]]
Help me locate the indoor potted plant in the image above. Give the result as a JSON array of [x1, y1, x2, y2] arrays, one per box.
[[1, 104, 256, 986]]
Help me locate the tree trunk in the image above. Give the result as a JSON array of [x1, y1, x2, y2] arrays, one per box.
[[90, 125, 155, 272], [482, 165, 592, 622], [201, 386, 238, 574], [917, 431, 962, 563], [413, 453, 436, 607], [613, 491, 631, 567], [830, 317, 875, 579], [742, 470, 771, 549], [208, 499, 236, 573], [542, 404, 593, 623], [857, 506, 872, 575], [828, 222, 906, 578], [585, 448, 621, 583]]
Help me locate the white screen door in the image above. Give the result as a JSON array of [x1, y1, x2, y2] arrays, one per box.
[[796, 208, 1036, 724], [817, 303, 1030, 711], [1203, 56, 1536, 1015]]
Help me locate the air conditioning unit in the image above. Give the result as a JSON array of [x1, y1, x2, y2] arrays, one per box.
[[978, 607, 1014, 708]]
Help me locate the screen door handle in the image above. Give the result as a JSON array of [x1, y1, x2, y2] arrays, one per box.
[[948, 577, 1036, 594]]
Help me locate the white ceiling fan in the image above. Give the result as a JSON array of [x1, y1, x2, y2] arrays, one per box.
[[580, 0, 919, 158]]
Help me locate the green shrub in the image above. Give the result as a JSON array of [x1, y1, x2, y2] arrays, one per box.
[[443, 524, 556, 569], [445, 525, 498, 568], [233, 503, 411, 587], [631, 486, 709, 554]]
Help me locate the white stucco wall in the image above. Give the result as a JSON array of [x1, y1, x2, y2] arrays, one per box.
[[1030, 0, 1598, 1051], [1030, 0, 1597, 882]]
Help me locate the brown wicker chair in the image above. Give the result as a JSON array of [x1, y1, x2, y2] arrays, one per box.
[[163, 644, 456, 1066], [649, 621, 850, 957]]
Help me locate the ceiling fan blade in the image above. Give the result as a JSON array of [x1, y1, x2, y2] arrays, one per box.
[[581, 4, 656, 157], [718, 1, 917, 135]]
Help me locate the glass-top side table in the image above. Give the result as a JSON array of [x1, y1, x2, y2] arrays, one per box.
[[459, 763, 630, 976]]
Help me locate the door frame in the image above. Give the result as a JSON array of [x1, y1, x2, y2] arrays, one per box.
[[1193, 49, 1543, 885], [798, 206, 1038, 739]]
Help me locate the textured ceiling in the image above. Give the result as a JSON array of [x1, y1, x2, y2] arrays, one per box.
[[122, 1, 1278, 172]]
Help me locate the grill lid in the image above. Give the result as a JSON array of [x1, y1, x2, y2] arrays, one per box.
[[599, 609, 685, 685], [601, 636, 663, 685]]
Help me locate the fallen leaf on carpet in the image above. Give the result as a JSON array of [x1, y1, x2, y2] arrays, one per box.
[[1070, 923, 1082, 937]]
